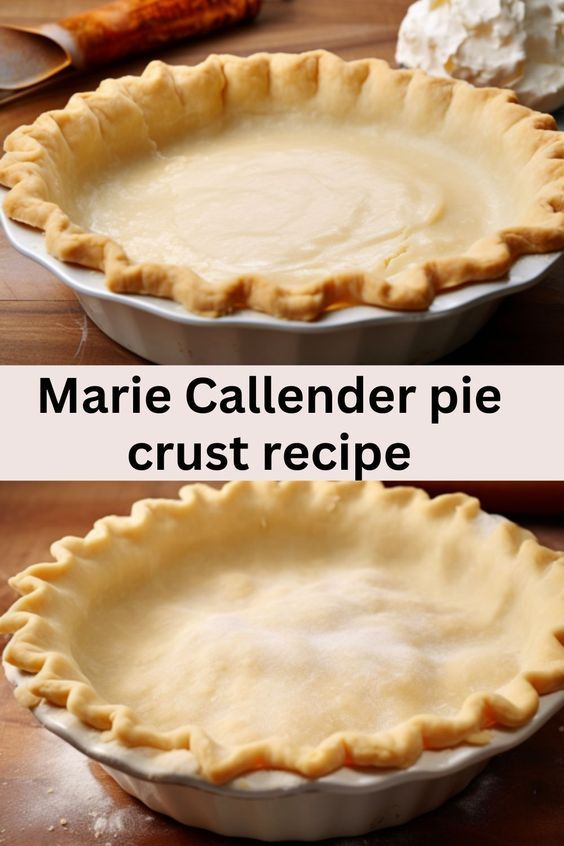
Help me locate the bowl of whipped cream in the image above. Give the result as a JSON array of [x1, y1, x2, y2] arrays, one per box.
[[396, 0, 564, 114]]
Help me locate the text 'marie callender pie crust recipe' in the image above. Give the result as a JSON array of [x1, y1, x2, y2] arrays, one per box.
[[0, 51, 563, 321], [1, 482, 563, 785]]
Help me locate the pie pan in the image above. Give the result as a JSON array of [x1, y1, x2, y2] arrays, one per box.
[[1, 204, 562, 364], [3, 663, 563, 840], [1, 482, 563, 839], [1, 50, 563, 363]]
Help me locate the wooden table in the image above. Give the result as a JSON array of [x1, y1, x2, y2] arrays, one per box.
[[0, 482, 563, 846], [1, 0, 563, 364]]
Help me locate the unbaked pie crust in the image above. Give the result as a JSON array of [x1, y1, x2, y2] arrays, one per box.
[[1, 51, 563, 320], [1, 482, 563, 784]]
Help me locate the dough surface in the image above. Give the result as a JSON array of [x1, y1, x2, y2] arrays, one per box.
[[75, 558, 521, 746]]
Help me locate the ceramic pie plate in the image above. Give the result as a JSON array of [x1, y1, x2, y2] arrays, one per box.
[[1, 52, 563, 364], [1, 205, 562, 364], [2, 662, 563, 840], [2, 484, 564, 840]]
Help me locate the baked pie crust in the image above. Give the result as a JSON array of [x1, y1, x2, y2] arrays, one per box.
[[1, 482, 563, 784], [0, 51, 563, 320]]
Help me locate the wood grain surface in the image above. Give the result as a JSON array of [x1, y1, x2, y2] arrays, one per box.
[[0, 482, 563, 846], [1, 0, 563, 364]]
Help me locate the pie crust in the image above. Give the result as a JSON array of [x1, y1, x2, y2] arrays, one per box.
[[1, 51, 563, 320], [1, 482, 563, 784]]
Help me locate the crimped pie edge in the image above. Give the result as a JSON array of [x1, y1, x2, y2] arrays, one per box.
[[1, 480, 563, 785], [0, 51, 563, 321]]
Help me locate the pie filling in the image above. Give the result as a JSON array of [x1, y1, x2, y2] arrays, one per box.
[[73, 538, 521, 747], [75, 116, 507, 285]]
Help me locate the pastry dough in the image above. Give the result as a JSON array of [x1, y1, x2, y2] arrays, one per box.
[[0, 51, 563, 320], [1, 482, 563, 784]]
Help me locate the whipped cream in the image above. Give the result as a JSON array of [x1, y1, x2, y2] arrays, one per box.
[[396, 0, 564, 112]]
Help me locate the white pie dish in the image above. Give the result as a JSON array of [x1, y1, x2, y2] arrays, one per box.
[[3, 661, 563, 840], [2, 202, 562, 364]]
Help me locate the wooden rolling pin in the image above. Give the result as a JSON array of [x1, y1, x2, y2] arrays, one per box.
[[0, 0, 263, 93], [51, 0, 263, 68]]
